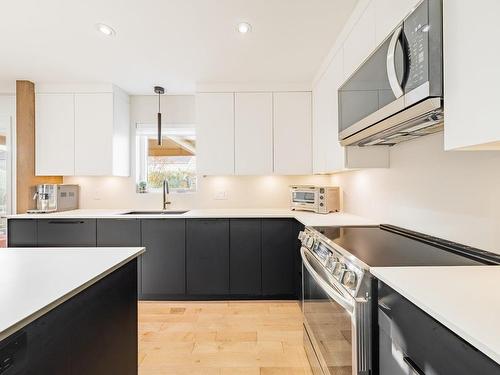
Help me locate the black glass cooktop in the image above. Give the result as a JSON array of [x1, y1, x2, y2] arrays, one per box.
[[312, 225, 495, 267]]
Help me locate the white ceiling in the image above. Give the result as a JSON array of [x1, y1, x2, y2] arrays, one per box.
[[0, 0, 357, 94]]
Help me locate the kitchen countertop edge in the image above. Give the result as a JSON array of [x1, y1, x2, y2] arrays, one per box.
[[4, 209, 378, 227], [0, 247, 145, 342], [371, 266, 500, 366]]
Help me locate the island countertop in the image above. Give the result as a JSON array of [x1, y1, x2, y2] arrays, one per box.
[[0, 247, 145, 342], [371, 266, 500, 365], [5, 208, 377, 227]]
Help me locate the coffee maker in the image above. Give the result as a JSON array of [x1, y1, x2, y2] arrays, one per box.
[[28, 184, 79, 213]]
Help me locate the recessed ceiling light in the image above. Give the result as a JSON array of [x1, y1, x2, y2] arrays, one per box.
[[237, 22, 252, 34], [95, 23, 116, 37]]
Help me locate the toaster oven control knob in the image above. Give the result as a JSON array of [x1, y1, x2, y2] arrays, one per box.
[[319, 195, 324, 200], [342, 271, 357, 289], [298, 231, 305, 241]]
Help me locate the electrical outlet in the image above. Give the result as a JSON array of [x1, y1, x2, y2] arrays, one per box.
[[214, 191, 228, 200]]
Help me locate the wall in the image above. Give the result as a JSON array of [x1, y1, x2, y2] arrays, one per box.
[[0, 93, 15, 214], [332, 133, 500, 254], [65, 94, 331, 209]]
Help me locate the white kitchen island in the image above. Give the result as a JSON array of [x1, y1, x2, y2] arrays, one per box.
[[0, 247, 144, 374]]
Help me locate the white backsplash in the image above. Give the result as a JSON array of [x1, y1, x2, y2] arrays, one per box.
[[333, 132, 500, 254], [64, 175, 333, 210]]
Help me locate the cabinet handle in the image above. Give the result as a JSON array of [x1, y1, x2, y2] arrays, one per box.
[[404, 356, 425, 375], [47, 220, 85, 224]]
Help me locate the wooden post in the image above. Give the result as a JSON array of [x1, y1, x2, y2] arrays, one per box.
[[16, 80, 62, 213]]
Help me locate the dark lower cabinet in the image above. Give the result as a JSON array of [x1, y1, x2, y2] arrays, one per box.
[[96, 219, 141, 247], [7, 219, 37, 247], [230, 219, 262, 296], [141, 219, 186, 298], [7, 217, 302, 300], [0, 260, 138, 375], [261, 219, 296, 297], [37, 219, 97, 247], [97, 219, 142, 297], [187, 219, 229, 296], [379, 281, 500, 375]]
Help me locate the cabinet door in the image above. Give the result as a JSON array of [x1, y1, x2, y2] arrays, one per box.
[[186, 219, 229, 295], [229, 219, 261, 295], [273, 92, 312, 175], [235, 93, 273, 175], [141, 219, 186, 297], [343, 1, 376, 79], [35, 94, 75, 176], [97, 219, 142, 298], [74, 93, 114, 176], [261, 219, 297, 297], [96, 219, 141, 247], [37, 219, 97, 247], [313, 51, 346, 173], [196, 93, 235, 175], [444, 0, 500, 150], [7, 219, 37, 247]]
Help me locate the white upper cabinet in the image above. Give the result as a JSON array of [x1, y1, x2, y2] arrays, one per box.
[[35, 94, 75, 176], [234, 93, 273, 175], [74, 93, 114, 176], [374, 0, 419, 46], [343, 0, 376, 79], [444, 0, 500, 150], [35, 85, 130, 176], [273, 92, 312, 175], [313, 52, 343, 174], [196, 93, 235, 175]]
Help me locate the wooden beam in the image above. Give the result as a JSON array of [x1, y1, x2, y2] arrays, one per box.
[[16, 80, 62, 213]]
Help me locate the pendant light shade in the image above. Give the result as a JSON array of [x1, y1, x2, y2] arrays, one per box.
[[154, 86, 165, 145]]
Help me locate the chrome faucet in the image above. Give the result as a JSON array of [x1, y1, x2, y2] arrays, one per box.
[[162, 179, 171, 210]]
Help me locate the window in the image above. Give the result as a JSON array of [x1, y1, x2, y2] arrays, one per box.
[[136, 124, 196, 193]]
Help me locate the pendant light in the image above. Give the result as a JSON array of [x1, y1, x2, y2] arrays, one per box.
[[154, 86, 165, 145]]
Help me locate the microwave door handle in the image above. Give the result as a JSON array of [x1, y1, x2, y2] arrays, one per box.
[[301, 247, 356, 314], [387, 25, 404, 98]]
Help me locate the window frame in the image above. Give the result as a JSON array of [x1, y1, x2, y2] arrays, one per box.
[[135, 123, 197, 194]]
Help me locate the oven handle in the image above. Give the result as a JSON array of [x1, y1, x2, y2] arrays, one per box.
[[301, 247, 355, 315], [387, 25, 404, 98]]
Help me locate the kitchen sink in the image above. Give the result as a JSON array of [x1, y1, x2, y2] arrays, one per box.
[[121, 210, 189, 215]]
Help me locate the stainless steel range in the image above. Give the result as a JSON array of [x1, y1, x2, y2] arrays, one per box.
[[299, 227, 372, 375], [299, 224, 496, 375]]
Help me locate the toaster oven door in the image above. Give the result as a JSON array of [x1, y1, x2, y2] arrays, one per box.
[[291, 190, 318, 212]]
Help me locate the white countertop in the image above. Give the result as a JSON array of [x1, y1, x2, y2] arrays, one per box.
[[371, 266, 500, 365], [0, 247, 144, 341], [6, 208, 377, 227]]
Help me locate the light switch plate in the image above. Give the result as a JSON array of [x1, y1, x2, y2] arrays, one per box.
[[214, 191, 228, 200]]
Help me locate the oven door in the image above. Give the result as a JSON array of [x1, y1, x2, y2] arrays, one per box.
[[301, 247, 356, 375]]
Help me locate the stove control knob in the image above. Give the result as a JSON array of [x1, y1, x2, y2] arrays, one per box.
[[306, 236, 315, 248], [332, 262, 346, 279], [342, 271, 357, 289]]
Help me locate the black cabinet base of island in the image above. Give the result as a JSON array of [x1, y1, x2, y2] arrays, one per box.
[[0, 260, 138, 375], [378, 281, 500, 375], [7, 218, 303, 301]]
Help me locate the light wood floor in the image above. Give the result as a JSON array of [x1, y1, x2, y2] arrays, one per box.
[[138, 301, 313, 375]]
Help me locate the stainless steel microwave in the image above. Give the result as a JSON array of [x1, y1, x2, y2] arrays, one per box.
[[339, 0, 443, 146]]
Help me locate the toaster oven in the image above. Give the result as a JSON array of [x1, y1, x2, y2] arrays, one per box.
[[290, 185, 340, 214]]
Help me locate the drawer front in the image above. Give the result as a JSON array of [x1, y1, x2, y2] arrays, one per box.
[[37, 219, 97, 247], [378, 281, 500, 375]]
